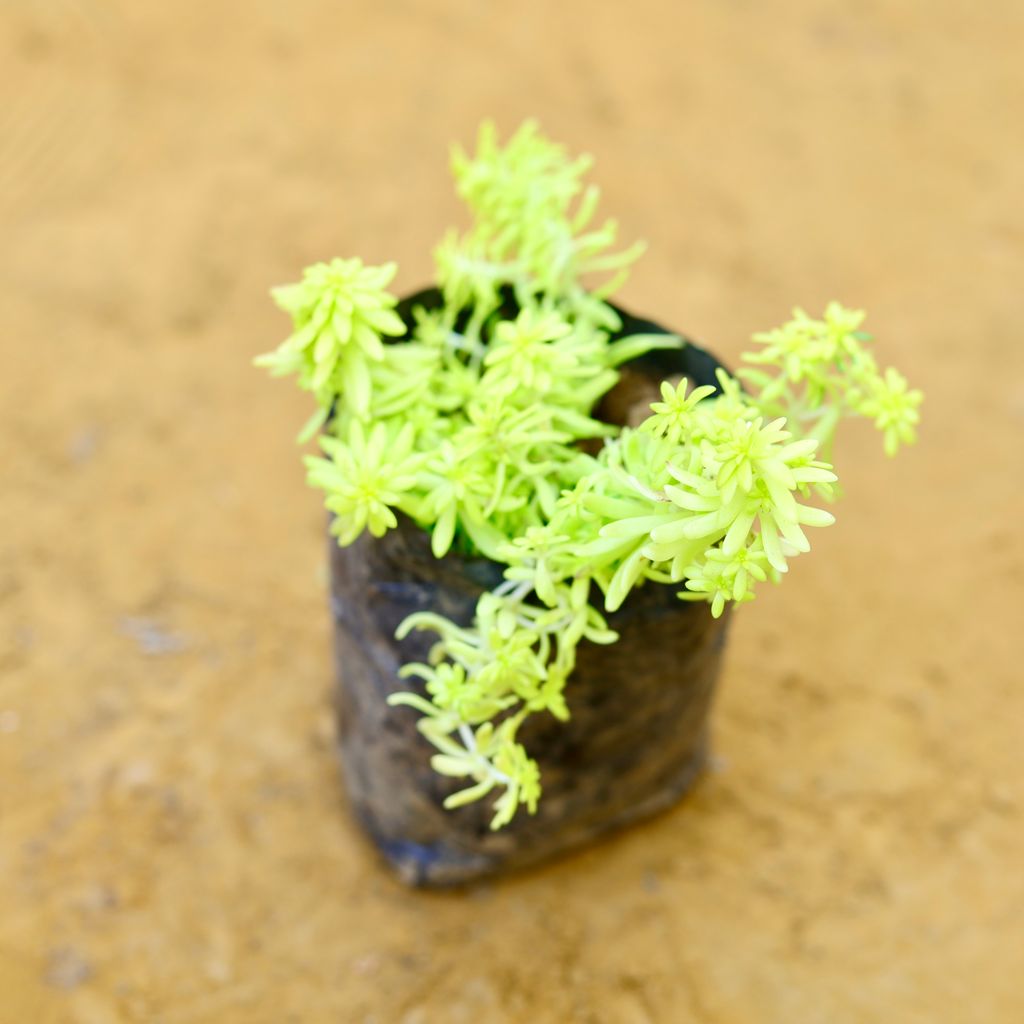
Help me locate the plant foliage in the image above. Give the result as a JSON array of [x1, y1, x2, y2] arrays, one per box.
[[257, 120, 923, 829]]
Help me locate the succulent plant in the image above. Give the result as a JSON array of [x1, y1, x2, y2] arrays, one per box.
[[258, 121, 922, 829]]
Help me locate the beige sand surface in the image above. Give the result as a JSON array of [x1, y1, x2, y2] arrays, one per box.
[[2, 2, 1022, 1021]]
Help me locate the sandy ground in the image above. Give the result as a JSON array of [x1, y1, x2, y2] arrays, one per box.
[[2, 2, 1023, 1021]]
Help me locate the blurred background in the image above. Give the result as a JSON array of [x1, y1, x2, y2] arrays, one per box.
[[2, 2, 1022, 1021]]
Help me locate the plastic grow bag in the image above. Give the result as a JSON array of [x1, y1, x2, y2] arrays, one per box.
[[328, 290, 731, 885]]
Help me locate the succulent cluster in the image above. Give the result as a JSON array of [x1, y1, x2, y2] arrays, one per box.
[[258, 121, 922, 828]]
